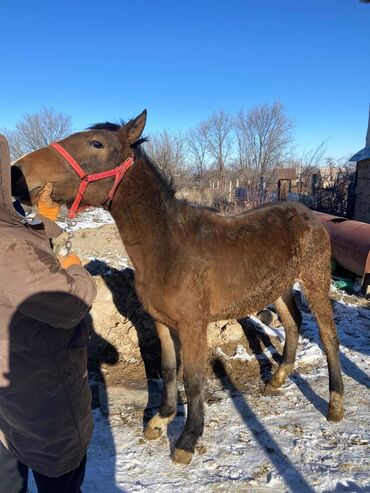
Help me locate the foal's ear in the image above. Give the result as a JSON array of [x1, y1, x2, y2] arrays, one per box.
[[124, 110, 147, 144]]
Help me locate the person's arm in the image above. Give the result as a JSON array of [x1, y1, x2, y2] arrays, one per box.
[[1, 241, 97, 329]]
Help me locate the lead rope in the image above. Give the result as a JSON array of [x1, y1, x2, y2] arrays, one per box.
[[52, 214, 77, 257], [64, 216, 77, 254]]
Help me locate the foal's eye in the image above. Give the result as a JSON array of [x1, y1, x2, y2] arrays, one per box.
[[89, 140, 104, 149]]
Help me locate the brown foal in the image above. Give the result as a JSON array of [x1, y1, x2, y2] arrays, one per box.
[[11, 111, 344, 464]]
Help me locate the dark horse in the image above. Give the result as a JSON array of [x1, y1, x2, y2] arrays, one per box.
[[11, 110, 344, 465]]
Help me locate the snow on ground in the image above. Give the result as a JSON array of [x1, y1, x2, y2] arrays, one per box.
[[57, 207, 114, 231], [30, 208, 369, 492], [81, 296, 370, 493]]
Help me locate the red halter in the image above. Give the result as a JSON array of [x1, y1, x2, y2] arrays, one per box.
[[50, 142, 134, 219]]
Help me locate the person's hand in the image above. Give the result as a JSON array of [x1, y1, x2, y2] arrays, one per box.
[[37, 183, 61, 222], [57, 252, 82, 269]]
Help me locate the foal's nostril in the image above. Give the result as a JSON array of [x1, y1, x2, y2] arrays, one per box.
[[11, 165, 26, 195], [11, 165, 22, 182]]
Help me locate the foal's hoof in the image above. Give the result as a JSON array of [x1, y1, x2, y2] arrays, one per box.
[[327, 392, 344, 422], [144, 413, 176, 440], [263, 382, 280, 396], [144, 426, 163, 440], [265, 364, 294, 393], [172, 448, 193, 465]]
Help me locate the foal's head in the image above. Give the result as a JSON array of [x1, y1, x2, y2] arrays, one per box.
[[11, 110, 147, 207]]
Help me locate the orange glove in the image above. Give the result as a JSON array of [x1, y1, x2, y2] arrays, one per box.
[[37, 183, 61, 222], [58, 252, 82, 269]]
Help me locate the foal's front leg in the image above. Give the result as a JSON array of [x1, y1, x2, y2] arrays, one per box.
[[144, 322, 178, 439], [172, 323, 207, 465]]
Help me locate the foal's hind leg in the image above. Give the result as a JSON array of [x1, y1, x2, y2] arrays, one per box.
[[172, 323, 207, 465], [303, 283, 344, 422], [265, 290, 302, 392], [144, 322, 178, 440]]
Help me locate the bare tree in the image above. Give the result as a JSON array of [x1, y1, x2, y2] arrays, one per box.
[[205, 109, 234, 180], [234, 113, 249, 172], [235, 101, 293, 173], [186, 122, 209, 185], [145, 129, 188, 184], [300, 141, 327, 168], [295, 141, 327, 193], [2, 107, 72, 161]]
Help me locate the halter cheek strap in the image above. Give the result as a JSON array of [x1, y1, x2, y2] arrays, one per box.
[[50, 142, 134, 219]]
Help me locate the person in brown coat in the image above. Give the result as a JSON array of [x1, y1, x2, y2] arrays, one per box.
[[0, 134, 97, 493]]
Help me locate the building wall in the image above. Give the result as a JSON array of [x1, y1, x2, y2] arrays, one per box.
[[354, 159, 370, 223]]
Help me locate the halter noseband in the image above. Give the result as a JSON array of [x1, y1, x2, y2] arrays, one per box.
[[50, 142, 134, 219]]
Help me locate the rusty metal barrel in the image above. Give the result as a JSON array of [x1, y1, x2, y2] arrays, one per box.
[[313, 211, 370, 295]]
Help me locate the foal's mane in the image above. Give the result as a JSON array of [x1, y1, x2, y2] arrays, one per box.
[[88, 121, 176, 199]]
